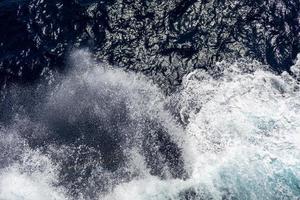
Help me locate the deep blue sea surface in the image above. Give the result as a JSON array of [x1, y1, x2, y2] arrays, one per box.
[[0, 1, 299, 199]]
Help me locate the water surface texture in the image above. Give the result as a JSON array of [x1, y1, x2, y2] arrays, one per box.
[[0, 1, 300, 200]]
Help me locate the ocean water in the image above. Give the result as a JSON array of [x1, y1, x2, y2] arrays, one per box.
[[0, 50, 300, 200]]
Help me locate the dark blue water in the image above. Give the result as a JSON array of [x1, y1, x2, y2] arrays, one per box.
[[0, 0, 299, 91], [0, 1, 300, 200]]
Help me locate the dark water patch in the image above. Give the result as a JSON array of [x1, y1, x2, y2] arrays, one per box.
[[0, 0, 299, 93]]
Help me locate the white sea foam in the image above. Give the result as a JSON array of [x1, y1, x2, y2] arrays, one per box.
[[104, 57, 300, 199], [0, 135, 68, 200], [1, 51, 300, 200]]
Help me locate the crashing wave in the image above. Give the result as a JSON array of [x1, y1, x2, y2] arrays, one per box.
[[0, 51, 300, 199]]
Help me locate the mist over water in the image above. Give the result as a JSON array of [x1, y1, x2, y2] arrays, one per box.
[[1, 50, 300, 200]]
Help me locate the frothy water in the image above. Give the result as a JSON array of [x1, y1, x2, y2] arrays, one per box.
[[0, 51, 300, 200]]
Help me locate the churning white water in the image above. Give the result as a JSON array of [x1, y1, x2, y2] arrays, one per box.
[[0, 51, 300, 200]]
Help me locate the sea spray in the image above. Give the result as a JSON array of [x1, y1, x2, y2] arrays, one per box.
[[1, 51, 300, 200]]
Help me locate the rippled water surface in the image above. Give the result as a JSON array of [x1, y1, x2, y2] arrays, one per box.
[[0, 0, 300, 199]]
